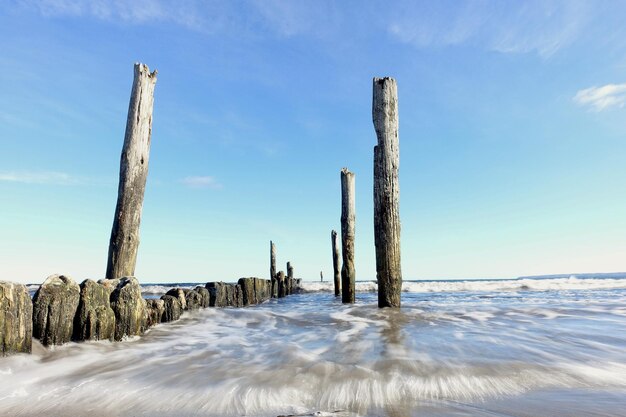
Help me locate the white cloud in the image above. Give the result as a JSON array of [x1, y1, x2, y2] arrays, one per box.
[[180, 176, 222, 189], [0, 171, 82, 185], [573, 84, 626, 111]]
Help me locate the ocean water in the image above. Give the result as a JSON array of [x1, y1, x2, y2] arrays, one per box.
[[4, 276, 626, 416]]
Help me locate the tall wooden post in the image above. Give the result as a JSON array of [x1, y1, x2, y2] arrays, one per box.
[[106, 63, 157, 279], [286, 262, 294, 295], [373, 77, 402, 308], [331, 230, 341, 296], [340, 168, 355, 304], [270, 241, 277, 297]]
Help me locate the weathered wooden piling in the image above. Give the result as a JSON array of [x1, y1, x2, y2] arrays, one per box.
[[239, 278, 257, 306], [286, 262, 294, 295], [109, 277, 146, 341], [32, 274, 80, 346], [106, 63, 158, 280], [184, 289, 202, 310], [145, 299, 164, 327], [277, 271, 286, 298], [165, 288, 187, 310], [233, 284, 244, 307], [340, 168, 356, 304], [253, 278, 270, 301], [373, 77, 402, 308], [270, 241, 277, 279], [206, 282, 227, 307], [160, 295, 182, 322], [0, 281, 32, 355], [270, 241, 277, 297], [331, 230, 341, 297], [73, 279, 115, 342], [195, 286, 210, 308], [206, 279, 273, 307]]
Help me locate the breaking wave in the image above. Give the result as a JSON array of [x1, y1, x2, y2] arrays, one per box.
[[301, 276, 626, 294]]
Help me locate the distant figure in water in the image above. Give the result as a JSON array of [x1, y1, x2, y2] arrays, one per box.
[[320, 271, 323, 282]]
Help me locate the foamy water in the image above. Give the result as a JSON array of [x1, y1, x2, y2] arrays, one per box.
[[5, 277, 626, 416], [301, 275, 626, 294]]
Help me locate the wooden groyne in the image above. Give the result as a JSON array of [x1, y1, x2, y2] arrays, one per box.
[[1, 275, 302, 356]]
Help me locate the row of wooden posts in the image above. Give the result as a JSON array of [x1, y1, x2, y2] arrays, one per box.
[[331, 77, 403, 308], [269, 241, 298, 291], [0, 273, 301, 356]]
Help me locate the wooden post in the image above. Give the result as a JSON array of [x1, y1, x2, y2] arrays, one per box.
[[340, 168, 355, 304], [277, 271, 286, 298], [286, 262, 294, 295], [270, 241, 277, 297], [105, 63, 157, 279], [270, 241, 276, 280], [331, 230, 341, 296], [373, 77, 402, 308]]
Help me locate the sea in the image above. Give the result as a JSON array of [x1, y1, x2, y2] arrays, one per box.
[[3, 275, 626, 416]]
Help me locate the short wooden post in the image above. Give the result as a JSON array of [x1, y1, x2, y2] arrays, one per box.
[[331, 230, 341, 297], [340, 168, 355, 304], [106, 63, 157, 279], [373, 77, 402, 308], [277, 271, 286, 298]]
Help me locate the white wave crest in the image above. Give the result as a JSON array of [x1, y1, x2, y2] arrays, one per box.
[[300, 276, 626, 294]]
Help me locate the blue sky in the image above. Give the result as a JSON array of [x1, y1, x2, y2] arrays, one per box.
[[2, 0, 626, 284]]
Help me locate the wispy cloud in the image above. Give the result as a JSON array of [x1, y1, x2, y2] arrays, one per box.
[[573, 84, 626, 111], [14, 0, 602, 58], [15, 0, 341, 38], [17, 0, 213, 32], [387, 0, 591, 58], [251, 0, 339, 38], [180, 176, 222, 189], [0, 170, 83, 185]]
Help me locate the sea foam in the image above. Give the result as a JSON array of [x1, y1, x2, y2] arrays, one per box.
[[300, 276, 626, 294]]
